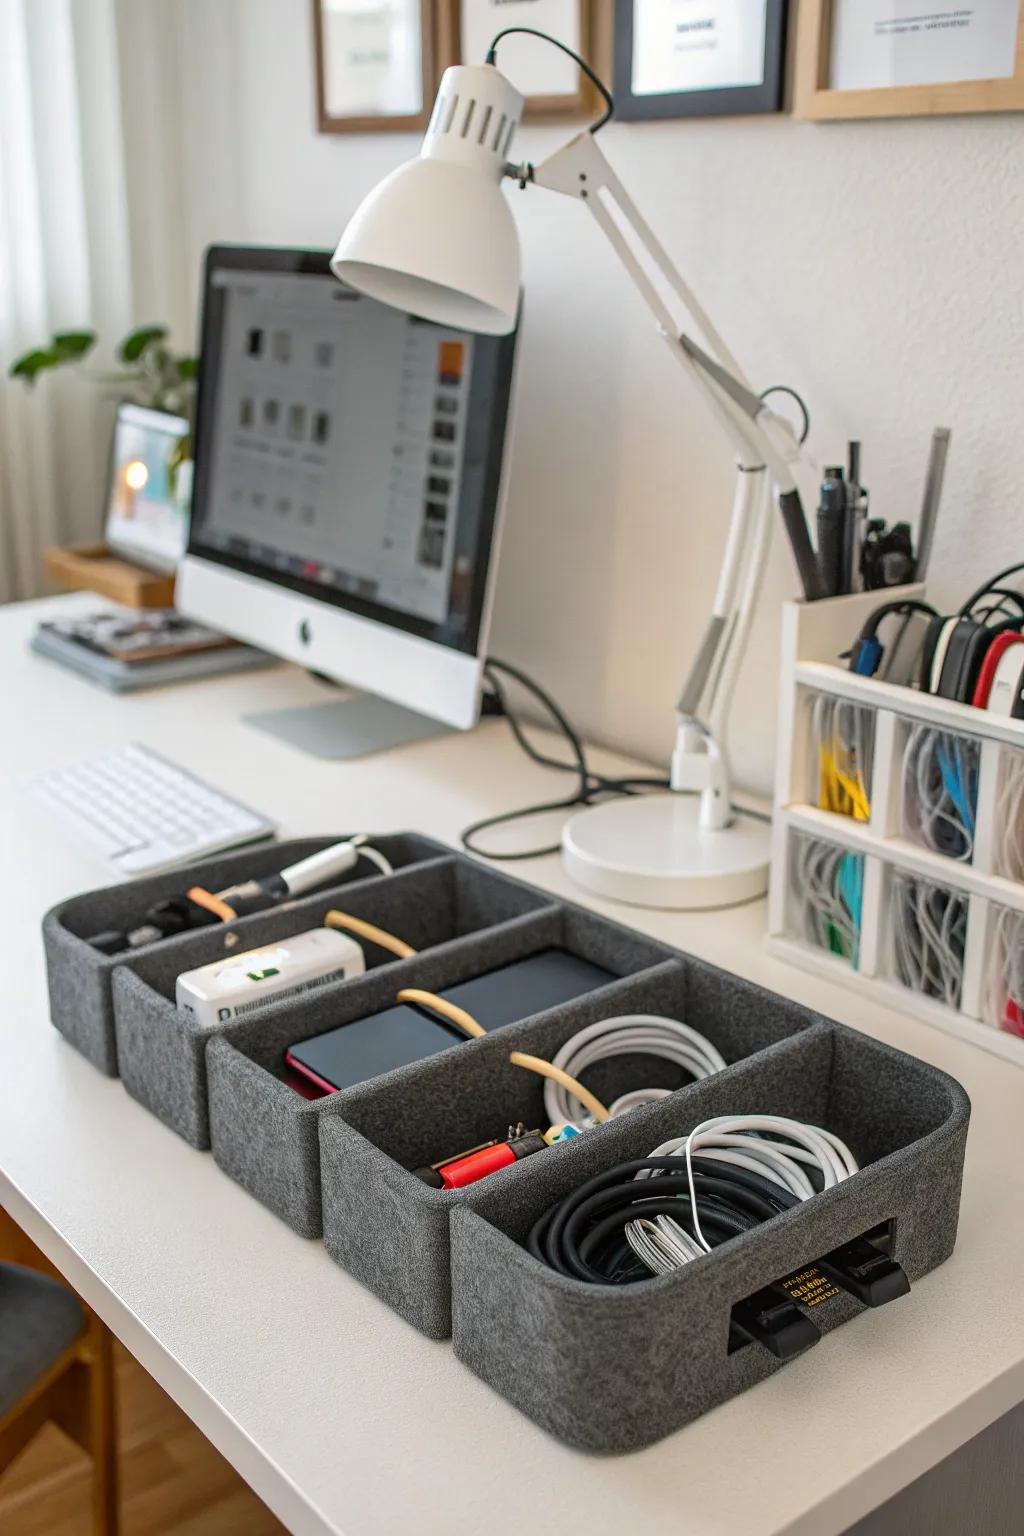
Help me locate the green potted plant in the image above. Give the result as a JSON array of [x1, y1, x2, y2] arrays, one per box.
[[9, 325, 197, 491]]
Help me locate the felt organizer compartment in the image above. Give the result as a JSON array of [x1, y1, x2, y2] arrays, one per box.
[[205, 902, 672, 1238], [448, 1024, 969, 1452], [41, 836, 445, 1076], [318, 958, 825, 1339], [111, 852, 483, 1150]]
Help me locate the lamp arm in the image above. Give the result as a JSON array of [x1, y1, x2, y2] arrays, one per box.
[[515, 133, 821, 819], [525, 133, 805, 485]]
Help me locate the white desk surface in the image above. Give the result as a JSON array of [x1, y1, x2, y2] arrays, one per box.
[[2, 593, 1023, 1536]]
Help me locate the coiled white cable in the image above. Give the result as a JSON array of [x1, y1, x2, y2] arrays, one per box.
[[793, 834, 861, 962], [625, 1114, 859, 1272], [892, 873, 966, 1009], [901, 725, 978, 862], [543, 1015, 728, 1127], [985, 903, 1024, 1034], [995, 751, 1024, 882]]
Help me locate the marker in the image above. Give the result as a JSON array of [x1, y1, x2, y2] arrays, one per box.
[[915, 427, 951, 580], [817, 466, 846, 598]]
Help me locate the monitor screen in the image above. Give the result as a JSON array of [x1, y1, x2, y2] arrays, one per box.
[[188, 246, 517, 655], [105, 402, 191, 574]]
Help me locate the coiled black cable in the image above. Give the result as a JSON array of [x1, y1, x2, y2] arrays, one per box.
[[527, 1156, 799, 1283]]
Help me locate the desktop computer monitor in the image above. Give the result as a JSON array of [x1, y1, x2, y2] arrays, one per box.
[[177, 245, 518, 756]]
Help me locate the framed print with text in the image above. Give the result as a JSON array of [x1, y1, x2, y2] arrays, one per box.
[[313, 0, 437, 133], [795, 0, 1024, 120], [445, 0, 598, 117], [613, 0, 789, 120]]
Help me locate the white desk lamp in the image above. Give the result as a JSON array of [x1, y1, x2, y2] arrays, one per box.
[[333, 31, 824, 910]]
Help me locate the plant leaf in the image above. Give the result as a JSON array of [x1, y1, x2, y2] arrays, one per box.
[[51, 330, 96, 360], [176, 357, 198, 380], [8, 348, 58, 383], [118, 325, 168, 363]]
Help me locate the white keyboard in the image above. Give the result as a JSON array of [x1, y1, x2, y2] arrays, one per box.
[[26, 743, 277, 877]]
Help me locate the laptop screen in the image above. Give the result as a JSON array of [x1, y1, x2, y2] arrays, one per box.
[[105, 402, 191, 575]]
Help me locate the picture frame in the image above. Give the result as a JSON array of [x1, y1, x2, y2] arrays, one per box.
[[313, 0, 438, 134], [794, 0, 1024, 121], [612, 0, 789, 121], [442, 0, 599, 118]]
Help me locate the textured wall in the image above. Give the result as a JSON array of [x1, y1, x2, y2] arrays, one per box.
[[173, 0, 1024, 793]]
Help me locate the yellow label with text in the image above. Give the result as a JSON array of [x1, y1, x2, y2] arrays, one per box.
[[777, 1266, 841, 1309]]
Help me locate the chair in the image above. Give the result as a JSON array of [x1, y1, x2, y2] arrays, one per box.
[[0, 1254, 118, 1534]]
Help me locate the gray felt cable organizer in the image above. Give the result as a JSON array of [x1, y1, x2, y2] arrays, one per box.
[[205, 895, 672, 1237], [43, 832, 970, 1451], [41, 834, 445, 1076], [448, 1024, 969, 1452], [318, 959, 825, 1338], [111, 852, 495, 1150]]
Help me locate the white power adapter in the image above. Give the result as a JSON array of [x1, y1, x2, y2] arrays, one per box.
[[176, 927, 365, 1026]]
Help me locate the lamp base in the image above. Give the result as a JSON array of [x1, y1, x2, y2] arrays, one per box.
[[561, 793, 770, 911]]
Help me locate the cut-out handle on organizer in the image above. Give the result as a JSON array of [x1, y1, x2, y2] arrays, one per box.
[[729, 1221, 909, 1358]]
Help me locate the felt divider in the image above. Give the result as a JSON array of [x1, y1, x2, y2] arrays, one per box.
[[205, 901, 676, 1237], [318, 957, 823, 1338], [448, 1024, 970, 1452], [40, 830, 972, 1451], [41, 832, 445, 1075], [111, 854, 487, 1149]]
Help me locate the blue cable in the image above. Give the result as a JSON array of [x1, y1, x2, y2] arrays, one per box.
[[937, 738, 976, 835]]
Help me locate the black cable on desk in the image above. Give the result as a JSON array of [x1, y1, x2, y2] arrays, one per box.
[[460, 658, 669, 860]]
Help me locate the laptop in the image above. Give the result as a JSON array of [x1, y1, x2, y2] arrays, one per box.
[[105, 401, 191, 574]]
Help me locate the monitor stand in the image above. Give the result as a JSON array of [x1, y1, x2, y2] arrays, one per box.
[[242, 692, 451, 761]]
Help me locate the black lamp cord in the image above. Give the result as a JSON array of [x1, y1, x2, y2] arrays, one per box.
[[461, 658, 668, 861], [486, 28, 615, 133]]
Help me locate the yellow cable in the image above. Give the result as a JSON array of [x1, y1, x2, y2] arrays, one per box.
[[508, 1052, 610, 1123], [394, 990, 610, 1122], [325, 911, 417, 959], [395, 988, 486, 1037]]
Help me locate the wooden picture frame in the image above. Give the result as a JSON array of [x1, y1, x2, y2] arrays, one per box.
[[613, 0, 789, 120], [442, 0, 599, 118], [313, 0, 439, 134], [794, 0, 1024, 120]]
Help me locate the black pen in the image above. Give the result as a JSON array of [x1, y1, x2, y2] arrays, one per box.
[[817, 466, 847, 598], [842, 441, 863, 594]]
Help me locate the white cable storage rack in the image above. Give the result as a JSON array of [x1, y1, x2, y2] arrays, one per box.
[[769, 584, 1024, 1067]]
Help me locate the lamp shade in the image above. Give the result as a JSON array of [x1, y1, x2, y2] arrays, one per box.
[[332, 65, 524, 336]]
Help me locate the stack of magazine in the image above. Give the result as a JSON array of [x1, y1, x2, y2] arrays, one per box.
[[31, 609, 272, 693]]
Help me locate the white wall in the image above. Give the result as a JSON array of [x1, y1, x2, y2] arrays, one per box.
[[172, 0, 1024, 794]]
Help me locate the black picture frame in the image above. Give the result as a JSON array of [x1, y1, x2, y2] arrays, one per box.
[[613, 0, 788, 120]]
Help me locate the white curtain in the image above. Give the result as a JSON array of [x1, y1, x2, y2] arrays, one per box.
[[0, 0, 190, 603]]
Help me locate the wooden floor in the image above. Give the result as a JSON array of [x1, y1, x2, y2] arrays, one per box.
[[0, 1342, 286, 1535]]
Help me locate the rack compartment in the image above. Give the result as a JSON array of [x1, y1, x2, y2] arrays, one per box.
[[770, 586, 1024, 1066]]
